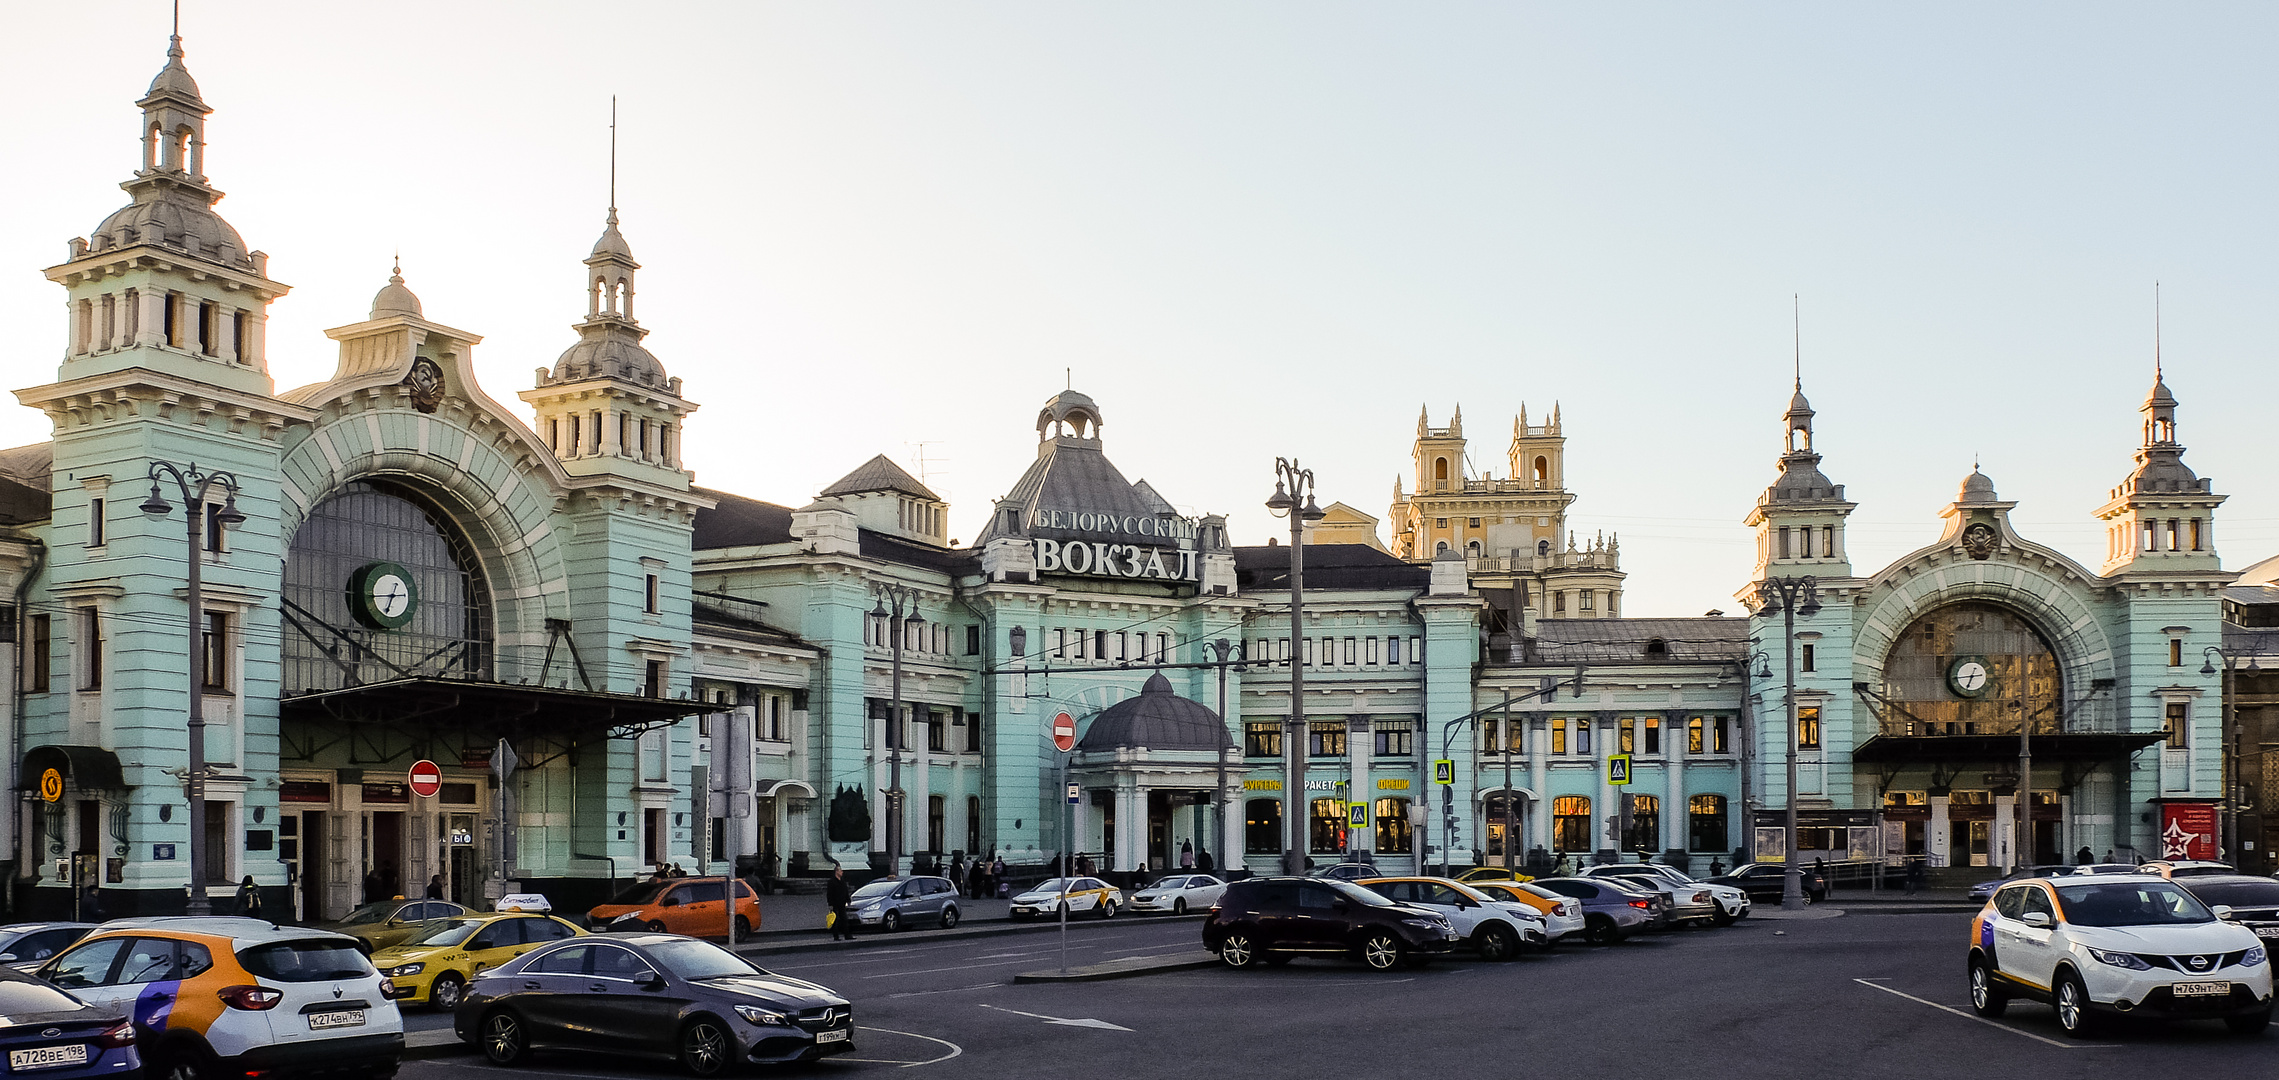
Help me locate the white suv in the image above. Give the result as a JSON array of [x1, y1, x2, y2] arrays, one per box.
[[1970, 875, 2274, 1037], [1357, 878, 1546, 961], [40, 917, 403, 1080]]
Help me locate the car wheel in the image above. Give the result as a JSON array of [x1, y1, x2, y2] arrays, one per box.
[[2226, 1006, 2273, 1036], [678, 1017, 733, 1077], [1966, 957, 2008, 1017], [733, 916, 752, 942], [940, 905, 960, 929], [1098, 899, 1116, 919], [1473, 924, 1517, 962], [1359, 932, 1402, 971], [1712, 912, 1738, 928], [2054, 971, 2097, 1039], [1173, 898, 1188, 916], [1584, 915, 1619, 946], [646, 920, 668, 933], [883, 910, 902, 933], [1219, 933, 1258, 968], [157, 1042, 215, 1080], [482, 1011, 530, 1066], [429, 972, 466, 1012]]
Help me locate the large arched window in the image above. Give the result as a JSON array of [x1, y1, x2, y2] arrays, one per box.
[[1485, 794, 1524, 857], [1553, 795, 1592, 853], [1374, 797, 1412, 854], [1309, 798, 1346, 854], [1624, 794, 1660, 852], [281, 480, 492, 694], [1689, 794, 1728, 852], [1880, 602, 2059, 737]]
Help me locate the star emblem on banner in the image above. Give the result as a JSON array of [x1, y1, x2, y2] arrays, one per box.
[[2161, 817, 2200, 859]]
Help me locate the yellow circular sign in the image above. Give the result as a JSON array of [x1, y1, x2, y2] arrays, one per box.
[[37, 769, 62, 803]]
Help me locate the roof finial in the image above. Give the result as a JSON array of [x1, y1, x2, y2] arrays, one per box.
[[170, 0, 181, 54], [1792, 293, 1802, 390], [391, 249, 402, 282], [608, 95, 618, 223], [1066, 366, 1071, 391], [2154, 280, 2163, 380]]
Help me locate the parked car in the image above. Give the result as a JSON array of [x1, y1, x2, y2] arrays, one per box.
[[1202, 877, 1459, 970], [0, 967, 137, 1080], [2174, 875, 2279, 941], [1707, 862, 1798, 904], [1453, 867, 1534, 884], [1314, 862, 1387, 883], [1465, 880, 1587, 944], [2141, 860, 2238, 880], [846, 875, 961, 931], [41, 916, 403, 1080], [1968, 865, 2082, 902], [1582, 864, 1749, 925], [1008, 878, 1121, 920], [1128, 874, 1226, 915], [371, 911, 586, 1010], [456, 933, 854, 1072], [586, 877, 762, 939], [1579, 865, 1720, 927], [1528, 877, 1661, 944], [1969, 874, 2272, 1037], [1357, 877, 1546, 960], [326, 899, 472, 954], [0, 924, 95, 974]]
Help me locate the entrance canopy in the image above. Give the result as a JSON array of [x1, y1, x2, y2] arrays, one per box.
[[1852, 731, 2166, 764], [281, 677, 712, 767], [19, 745, 126, 791]]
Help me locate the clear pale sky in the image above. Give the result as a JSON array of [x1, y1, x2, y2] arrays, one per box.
[[5, 3, 2274, 616]]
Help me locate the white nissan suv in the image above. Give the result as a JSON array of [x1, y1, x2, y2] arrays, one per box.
[[1969, 874, 2273, 1037]]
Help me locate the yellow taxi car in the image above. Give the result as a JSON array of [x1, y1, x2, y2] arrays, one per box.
[[1455, 866, 1534, 884], [1008, 877, 1124, 920], [325, 899, 473, 954], [370, 912, 585, 1010]]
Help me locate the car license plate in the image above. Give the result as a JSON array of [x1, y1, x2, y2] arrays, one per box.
[[815, 1029, 850, 1044], [2256, 927, 2279, 939], [9, 1046, 88, 1071], [308, 1009, 366, 1030], [2173, 981, 2230, 998]]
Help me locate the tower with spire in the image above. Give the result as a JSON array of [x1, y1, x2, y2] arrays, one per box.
[[2096, 368, 2224, 576], [1743, 373, 1857, 582]]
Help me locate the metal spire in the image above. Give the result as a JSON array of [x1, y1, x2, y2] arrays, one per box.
[[1792, 293, 1801, 390], [171, 0, 181, 53], [608, 95, 618, 222], [2155, 280, 2163, 380]]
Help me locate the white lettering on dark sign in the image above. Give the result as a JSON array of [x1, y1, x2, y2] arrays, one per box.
[[1033, 538, 1197, 582], [1029, 508, 1199, 541]]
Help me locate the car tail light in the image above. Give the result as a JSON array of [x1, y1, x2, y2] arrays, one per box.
[[95, 1021, 134, 1049], [1629, 899, 1651, 909], [217, 985, 284, 1011], [1693, 891, 1710, 904]]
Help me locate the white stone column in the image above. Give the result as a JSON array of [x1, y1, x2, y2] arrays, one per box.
[[1348, 716, 1372, 859], [1927, 794, 1951, 868], [1993, 795, 2016, 872], [215, 304, 237, 362], [1528, 716, 1550, 857], [1219, 757, 1242, 872], [1596, 713, 1616, 862], [1114, 781, 1141, 872], [1665, 711, 1686, 859], [136, 289, 168, 347], [68, 299, 87, 357]]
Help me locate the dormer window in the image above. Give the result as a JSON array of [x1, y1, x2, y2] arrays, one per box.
[[1645, 638, 1668, 658]]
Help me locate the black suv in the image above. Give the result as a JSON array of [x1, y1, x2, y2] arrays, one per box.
[[1203, 877, 1459, 970]]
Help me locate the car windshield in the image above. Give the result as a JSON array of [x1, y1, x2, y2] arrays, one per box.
[[1028, 879, 1083, 894], [402, 919, 482, 948], [2185, 880, 2279, 908], [646, 939, 760, 981], [2166, 864, 2235, 878], [852, 881, 900, 900], [1146, 877, 1191, 890], [604, 881, 674, 906], [1328, 880, 1397, 907], [1517, 883, 1563, 902], [238, 940, 374, 981], [2055, 881, 2216, 927], [340, 902, 400, 924], [1444, 881, 1496, 903]]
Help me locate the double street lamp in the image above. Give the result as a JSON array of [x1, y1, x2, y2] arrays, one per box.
[[871, 583, 926, 874], [139, 461, 247, 916], [1756, 575, 1820, 912], [1265, 459, 1325, 876], [2202, 646, 2264, 864]]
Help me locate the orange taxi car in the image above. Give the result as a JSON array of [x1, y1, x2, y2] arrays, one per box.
[[585, 877, 762, 939]]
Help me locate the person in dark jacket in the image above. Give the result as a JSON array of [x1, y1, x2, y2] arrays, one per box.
[[1806, 858, 1829, 903], [236, 876, 262, 917], [424, 875, 445, 899], [80, 883, 105, 922], [826, 868, 855, 940], [1196, 849, 1215, 874]]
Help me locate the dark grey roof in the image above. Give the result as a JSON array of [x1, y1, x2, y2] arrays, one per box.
[[0, 444, 53, 493], [821, 455, 939, 501], [2222, 622, 2279, 654], [973, 438, 1166, 545], [1234, 543, 1429, 592], [1522, 618, 1748, 664], [858, 529, 975, 574], [691, 488, 794, 549], [2225, 585, 2279, 607], [1078, 673, 1231, 752]]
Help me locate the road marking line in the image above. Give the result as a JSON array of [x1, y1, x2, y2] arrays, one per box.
[[1852, 979, 2116, 1049], [978, 1003, 1132, 1030], [856, 1026, 965, 1069], [888, 982, 999, 998], [865, 958, 1035, 979]]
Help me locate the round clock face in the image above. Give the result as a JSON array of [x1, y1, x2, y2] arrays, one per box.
[[1948, 657, 1991, 698], [348, 561, 420, 630]]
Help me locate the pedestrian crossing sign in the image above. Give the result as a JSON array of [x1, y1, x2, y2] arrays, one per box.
[[1433, 759, 1455, 785], [1349, 802, 1368, 828], [1608, 754, 1632, 786]]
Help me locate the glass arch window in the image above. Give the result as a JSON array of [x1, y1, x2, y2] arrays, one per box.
[[1689, 794, 1729, 852], [1879, 602, 2059, 737], [1624, 794, 1660, 853], [1374, 797, 1412, 854], [282, 480, 492, 694], [1553, 795, 1592, 853]]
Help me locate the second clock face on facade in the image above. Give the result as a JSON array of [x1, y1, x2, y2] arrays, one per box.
[[348, 561, 420, 629]]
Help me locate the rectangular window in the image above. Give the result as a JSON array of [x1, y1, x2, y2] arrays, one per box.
[[1278, 638, 1291, 663], [1575, 721, 1592, 756], [201, 612, 229, 692], [204, 504, 225, 552], [1157, 633, 1170, 662], [1779, 526, 1792, 559], [1797, 706, 1822, 750], [1094, 630, 1107, 660], [965, 625, 981, 655], [1550, 717, 1567, 755], [1802, 643, 1816, 672], [548, 419, 560, 450], [964, 709, 981, 753], [78, 609, 101, 691], [2191, 518, 2203, 551], [1053, 628, 1067, 659], [1303, 638, 1315, 666], [927, 711, 946, 752], [1481, 717, 1501, 754], [1387, 636, 1402, 665], [644, 659, 666, 698], [1644, 716, 1660, 755], [1374, 720, 1414, 757], [1468, 517, 1481, 528], [569, 416, 581, 454], [1823, 526, 1835, 557], [1073, 629, 1087, 660], [1436, 518, 1448, 529], [1554, 592, 1566, 614], [2166, 701, 2189, 748], [1579, 590, 1594, 611], [1309, 722, 1346, 757], [1713, 716, 1730, 754], [1409, 636, 1420, 664], [1365, 637, 1380, 665], [619, 413, 630, 454], [1343, 637, 1356, 664], [644, 574, 660, 614], [1245, 722, 1282, 757], [1619, 719, 1635, 754], [1687, 716, 1704, 754], [1113, 632, 1127, 662], [28, 614, 49, 694], [2168, 639, 2182, 667], [87, 497, 104, 547]]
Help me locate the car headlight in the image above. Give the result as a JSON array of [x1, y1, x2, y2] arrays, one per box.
[[1401, 918, 1439, 929], [734, 1004, 793, 1026], [382, 963, 424, 977], [2245, 946, 2268, 968], [611, 911, 646, 924], [2086, 948, 2153, 970]]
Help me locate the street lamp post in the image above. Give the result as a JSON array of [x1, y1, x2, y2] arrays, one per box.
[[1266, 459, 1326, 876], [1756, 575, 1820, 912], [1206, 639, 1244, 870], [871, 583, 926, 875], [138, 462, 247, 916], [2203, 646, 2262, 864]]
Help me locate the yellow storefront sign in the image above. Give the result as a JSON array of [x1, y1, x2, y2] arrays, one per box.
[[1243, 779, 1282, 791], [1376, 778, 1410, 790]]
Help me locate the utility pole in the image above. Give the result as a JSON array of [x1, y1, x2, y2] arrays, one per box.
[[1266, 459, 1325, 875], [871, 583, 925, 875], [1757, 575, 1819, 912]]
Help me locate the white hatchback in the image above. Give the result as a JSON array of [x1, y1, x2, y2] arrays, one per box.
[[1127, 874, 1225, 915], [1970, 874, 2274, 1037]]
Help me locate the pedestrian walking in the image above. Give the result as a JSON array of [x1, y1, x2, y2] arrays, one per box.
[[1552, 853, 1572, 876], [1197, 848, 1215, 874], [1180, 840, 1195, 869], [424, 874, 444, 899], [2075, 846, 2094, 866], [80, 883, 105, 922], [990, 855, 1007, 898], [1904, 857, 1926, 896], [948, 853, 966, 894], [236, 875, 263, 917], [1807, 858, 1829, 904], [827, 867, 855, 940]]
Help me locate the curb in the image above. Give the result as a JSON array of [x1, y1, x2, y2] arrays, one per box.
[[1012, 952, 1222, 983], [404, 1034, 475, 1061], [733, 913, 1205, 958]]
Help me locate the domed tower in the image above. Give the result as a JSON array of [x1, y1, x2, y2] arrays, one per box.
[[2096, 369, 2224, 575], [519, 201, 696, 485], [40, 27, 288, 394], [1743, 378, 1856, 581]]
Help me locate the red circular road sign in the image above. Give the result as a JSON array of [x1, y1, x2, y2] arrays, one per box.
[[1051, 712, 1077, 753], [408, 759, 443, 798]]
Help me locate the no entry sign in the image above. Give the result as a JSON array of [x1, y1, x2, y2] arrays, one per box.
[[1051, 712, 1077, 753], [408, 759, 443, 798]]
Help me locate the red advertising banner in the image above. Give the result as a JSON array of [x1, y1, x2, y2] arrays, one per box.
[[2160, 801, 2219, 860]]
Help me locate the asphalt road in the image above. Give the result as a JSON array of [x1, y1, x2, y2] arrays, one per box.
[[397, 912, 2278, 1080]]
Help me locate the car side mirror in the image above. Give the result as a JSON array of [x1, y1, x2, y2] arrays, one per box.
[[0, 954, 17, 963], [2213, 904, 2236, 921], [639, 971, 667, 991], [1330, 899, 1349, 913], [2021, 911, 2052, 929], [661, 896, 681, 908]]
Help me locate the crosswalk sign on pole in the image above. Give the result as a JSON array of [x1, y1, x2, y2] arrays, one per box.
[[1349, 802, 1369, 828], [1433, 759, 1455, 785], [1608, 754, 1632, 786]]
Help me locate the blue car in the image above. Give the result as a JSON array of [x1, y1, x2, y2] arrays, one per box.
[[1965, 864, 2078, 902], [0, 968, 137, 1080]]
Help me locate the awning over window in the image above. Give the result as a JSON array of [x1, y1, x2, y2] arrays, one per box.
[[21, 745, 127, 791], [281, 677, 714, 757]]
